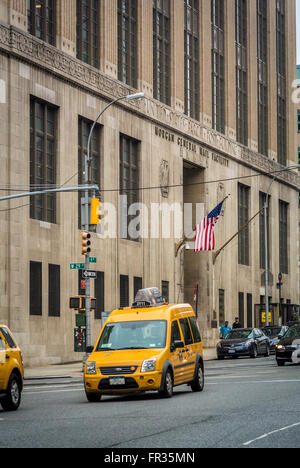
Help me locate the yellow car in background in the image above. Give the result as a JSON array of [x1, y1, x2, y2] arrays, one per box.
[[84, 288, 204, 402], [0, 325, 24, 411]]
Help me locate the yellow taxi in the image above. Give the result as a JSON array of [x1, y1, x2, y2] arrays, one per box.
[[0, 325, 24, 411], [84, 288, 204, 401]]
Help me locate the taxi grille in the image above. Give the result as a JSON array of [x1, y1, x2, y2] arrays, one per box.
[[100, 366, 138, 375]]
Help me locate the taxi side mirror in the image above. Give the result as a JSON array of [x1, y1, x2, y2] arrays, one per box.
[[170, 340, 184, 352], [86, 346, 94, 354]]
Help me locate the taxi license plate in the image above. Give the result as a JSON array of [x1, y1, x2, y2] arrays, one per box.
[[109, 377, 125, 385]]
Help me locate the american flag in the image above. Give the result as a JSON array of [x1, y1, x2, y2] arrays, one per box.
[[194, 202, 224, 252]]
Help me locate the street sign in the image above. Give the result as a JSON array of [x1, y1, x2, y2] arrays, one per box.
[[89, 257, 97, 263], [70, 263, 85, 270], [82, 270, 97, 279]]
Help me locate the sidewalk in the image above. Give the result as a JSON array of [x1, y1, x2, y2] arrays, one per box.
[[24, 348, 217, 381]]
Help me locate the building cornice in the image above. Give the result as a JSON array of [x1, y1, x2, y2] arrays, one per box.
[[0, 23, 299, 191]]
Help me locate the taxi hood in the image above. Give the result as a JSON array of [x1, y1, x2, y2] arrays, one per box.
[[90, 348, 163, 366]]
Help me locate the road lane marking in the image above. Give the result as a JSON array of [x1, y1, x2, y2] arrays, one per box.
[[243, 421, 300, 446], [206, 379, 300, 385]]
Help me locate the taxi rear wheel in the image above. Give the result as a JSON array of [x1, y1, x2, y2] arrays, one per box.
[[191, 363, 204, 392], [1, 372, 21, 412]]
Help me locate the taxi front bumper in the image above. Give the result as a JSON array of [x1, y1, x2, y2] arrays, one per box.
[[84, 371, 162, 394]]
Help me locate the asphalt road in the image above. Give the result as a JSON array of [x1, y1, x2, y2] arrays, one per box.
[[1, 356, 300, 449]]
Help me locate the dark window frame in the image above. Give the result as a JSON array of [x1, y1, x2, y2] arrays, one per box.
[[118, 0, 138, 88], [48, 264, 60, 317], [238, 183, 250, 266], [153, 0, 171, 105], [30, 261, 42, 316], [94, 271, 105, 320], [279, 200, 288, 274], [257, 0, 268, 156], [235, 0, 248, 146], [27, 0, 56, 45], [276, 0, 286, 166], [259, 192, 269, 270], [76, 0, 100, 68], [184, 0, 200, 120], [30, 97, 57, 224], [211, 0, 225, 134], [120, 274, 129, 308]]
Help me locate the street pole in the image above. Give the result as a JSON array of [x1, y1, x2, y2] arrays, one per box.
[[83, 92, 145, 348]]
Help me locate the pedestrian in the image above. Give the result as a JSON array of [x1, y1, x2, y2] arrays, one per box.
[[220, 321, 231, 339], [232, 317, 242, 329]]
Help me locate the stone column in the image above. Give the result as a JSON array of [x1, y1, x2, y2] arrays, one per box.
[[225, 0, 236, 141], [267, 0, 277, 161], [7, 0, 27, 31], [137, 0, 153, 97], [100, 0, 118, 79], [286, 0, 297, 166], [56, 0, 76, 57]]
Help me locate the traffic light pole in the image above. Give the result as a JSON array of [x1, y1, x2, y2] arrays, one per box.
[[83, 92, 144, 348]]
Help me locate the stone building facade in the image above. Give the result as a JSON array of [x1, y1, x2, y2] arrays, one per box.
[[0, 0, 299, 366]]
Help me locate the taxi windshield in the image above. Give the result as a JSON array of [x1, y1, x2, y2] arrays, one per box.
[[96, 320, 167, 351]]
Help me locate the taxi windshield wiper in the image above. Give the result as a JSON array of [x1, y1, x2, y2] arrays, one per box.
[[118, 346, 148, 350]]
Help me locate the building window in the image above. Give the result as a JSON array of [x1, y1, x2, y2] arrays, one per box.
[[247, 293, 252, 328], [76, 0, 100, 68], [30, 261, 42, 316], [276, 0, 286, 166], [94, 272, 104, 320], [120, 275, 129, 308], [48, 264, 60, 317], [211, 0, 225, 134], [259, 192, 269, 270], [238, 184, 250, 266], [236, 0, 248, 146], [134, 277, 143, 299], [279, 200, 288, 274], [219, 289, 225, 325], [27, 0, 56, 45], [257, 0, 268, 156], [162, 281, 169, 303], [238, 292, 244, 327], [153, 0, 171, 105], [118, 0, 138, 88], [184, 0, 199, 120], [30, 98, 57, 224], [78, 117, 101, 229], [298, 111, 300, 133], [119, 134, 139, 240]]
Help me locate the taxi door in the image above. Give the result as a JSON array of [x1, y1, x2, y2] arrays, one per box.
[[170, 320, 186, 386], [0, 332, 7, 390], [178, 318, 196, 383]]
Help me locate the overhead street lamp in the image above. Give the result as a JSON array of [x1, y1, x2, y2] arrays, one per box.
[[83, 92, 145, 348], [264, 164, 300, 327]]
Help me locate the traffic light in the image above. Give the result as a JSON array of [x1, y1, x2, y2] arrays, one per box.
[[90, 197, 103, 225], [81, 230, 91, 256]]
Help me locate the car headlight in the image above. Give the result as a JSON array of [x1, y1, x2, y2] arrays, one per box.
[[86, 361, 97, 374], [141, 357, 157, 372], [276, 345, 285, 350]]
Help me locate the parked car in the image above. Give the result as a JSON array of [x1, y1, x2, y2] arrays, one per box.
[[0, 325, 24, 411], [217, 328, 270, 360], [84, 287, 204, 401], [261, 326, 288, 353], [275, 324, 300, 366]]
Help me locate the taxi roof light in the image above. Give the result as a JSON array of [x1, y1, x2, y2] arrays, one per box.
[[132, 287, 165, 309]]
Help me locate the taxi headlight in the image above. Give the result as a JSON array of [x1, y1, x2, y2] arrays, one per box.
[[276, 344, 285, 350], [86, 361, 97, 374], [141, 357, 157, 372]]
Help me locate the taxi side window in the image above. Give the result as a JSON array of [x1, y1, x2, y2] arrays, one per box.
[[179, 318, 193, 345], [0, 336, 6, 350], [0, 328, 16, 348], [189, 316, 201, 343], [171, 320, 181, 344]]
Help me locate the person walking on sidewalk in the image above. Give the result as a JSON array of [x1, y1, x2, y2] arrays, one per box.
[[232, 317, 242, 329], [220, 321, 231, 339]]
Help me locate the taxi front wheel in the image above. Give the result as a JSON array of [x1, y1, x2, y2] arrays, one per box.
[[85, 392, 102, 403], [158, 369, 173, 398], [1, 373, 21, 412]]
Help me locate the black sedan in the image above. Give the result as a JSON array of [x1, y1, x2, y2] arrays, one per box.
[[261, 325, 288, 353], [275, 324, 300, 366], [217, 328, 270, 360]]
